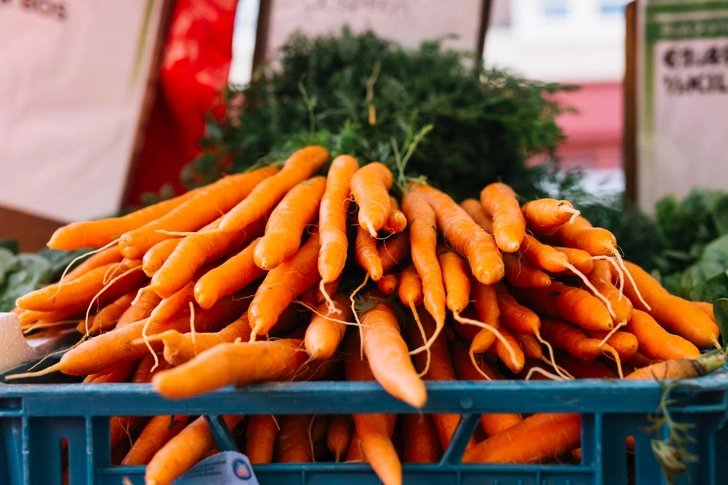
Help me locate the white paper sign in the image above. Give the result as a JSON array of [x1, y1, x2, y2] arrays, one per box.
[[637, 1, 728, 212], [0, 0, 166, 223]]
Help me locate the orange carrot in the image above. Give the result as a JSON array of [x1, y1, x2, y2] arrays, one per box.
[[145, 415, 244, 485], [626, 310, 700, 360], [327, 415, 354, 463], [48, 189, 202, 250], [146, 281, 196, 329], [379, 232, 411, 274], [17, 261, 144, 312], [555, 351, 617, 379], [460, 198, 493, 232], [403, 191, 447, 329], [248, 230, 321, 339], [623, 261, 719, 349], [356, 224, 383, 281], [587, 262, 633, 324], [65, 246, 124, 280], [219, 147, 329, 232], [540, 318, 619, 364], [151, 216, 266, 299], [521, 198, 580, 231], [120, 166, 277, 259], [383, 210, 407, 234], [437, 246, 471, 314], [255, 176, 327, 269], [691, 301, 716, 323], [480, 182, 526, 252], [402, 414, 441, 463], [584, 329, 638, 362], [246, 415, 279, 464], [359, 294, 427, 408], [489, 325, 525, 374], [469, 281, 501, 353], [494, 283, 540, 335], [377, 274, 399, 295], [416, 184, 503, 285], [519, 235, 570, 273], [318, 155, 359, 283], [304, 293, 353, 360], [122, 415, 190, 465], [117, 290, 161, 328], [275, 415, 314, 462], [553, 247, 595, 275], [345, 432, 365, 462], [549, 216, 617, 257], [21, 307, 86, 327], [85, 360, 138, 384], [502, 253, 552, 288], [351, 162, 394, 236], [152, 339, 309, 399], [517, 282, 614, 331], [462, 413, 581, 464], [193, 238, 266, 310], [626, 352, 725, 380], [514, 333, 543, 360], [81, 292, 135, 335], [142, 239, 181, 277]]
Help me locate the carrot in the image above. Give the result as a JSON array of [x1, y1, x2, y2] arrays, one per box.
[[555, 351, 618, 379], [356, 224, 384, 281], [145, 415, 244, 485], [379, 232, 411, 274], [451, 307, 485, 343], [344, 333, 401, 485], [451, 340, 522, 434], [502, 253, 552, 288], [248, 230, 321, 339], [246, 415, 279, 464], [480, 182, 526, 252], [345, 432, 365, 462], [122, 415, 190, 466], [21, 307, 86, 327], [460, 198, 493, 232], [304, 293, 354, 360], [521, 198, 580, 231], [327, 415, 354, 462], [120, 166, 277, 259], [437, 246, 471, 314], [193, 238, 266, 310], [514, 333, 543, 360], [16, 261, 144, 312], [220, 148, 329, 233], [494, 283, 540, 335], [85, 360, 137, 384], [623, 261, 719, 348], [299, 279, 341, 307], [691, 301, 717, 323], [351, 162, 394, 236], [540, 318, 621, 372], [383, 210, 407, 234], [587, 263, 633, 324], [520, 235, 569, 273], [152, 339, 309, 399], [403, 191, 447, 330], [47, 189, 202, 250], [488, 325, 525, 373], [416, 185, 503, 285], [255, 176, 326, 269], [142, 239, 181, 277], [584, 329, 638, 363], [275, 415, 314, 462], [359, 294, 427, 408], [117, 290, 161, 328], [318, 155, 359, 284], [553, 247, 595, 275], [377, 274, 399, 295], [146, 281, 196, 329], [402, 414, 442, 463], [462, 413, 581, 464], [629, 350, 654, 369], [626, 310, 700, 360], [151, 217, 266, 299], [517, 282, 614, 331], [626, 352, 725, 380], [65, 246, 124, 280], [469, 281, 501, 353]]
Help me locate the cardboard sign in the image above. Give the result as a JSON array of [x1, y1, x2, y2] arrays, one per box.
[[636, 1, 728, 212], [256, 0, 489, 65], [0, 0, 167, 223]]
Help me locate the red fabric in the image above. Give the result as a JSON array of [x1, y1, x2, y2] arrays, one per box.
[[125, 0, 238, 206]]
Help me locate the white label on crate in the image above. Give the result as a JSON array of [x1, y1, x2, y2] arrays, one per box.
[[172, 452, 259, 485]]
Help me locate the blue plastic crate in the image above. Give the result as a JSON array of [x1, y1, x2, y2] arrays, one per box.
[[2, 371, 728, 485]]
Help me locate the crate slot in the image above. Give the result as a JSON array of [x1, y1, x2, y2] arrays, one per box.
[[0, 397, 21, 411]]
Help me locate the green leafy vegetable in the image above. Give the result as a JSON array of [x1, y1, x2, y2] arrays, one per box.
[[712, 298, 728, 347], [0, 254, 51, 311]]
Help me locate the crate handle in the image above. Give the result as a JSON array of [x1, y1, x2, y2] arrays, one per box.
[[440, 413, 480, 465], [204, 415, 240, 452]]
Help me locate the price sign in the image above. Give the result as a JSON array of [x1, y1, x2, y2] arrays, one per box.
[[636, 1, 728, 212]]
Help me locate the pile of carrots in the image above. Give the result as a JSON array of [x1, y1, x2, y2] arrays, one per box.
[[6, 146, 726, 485]]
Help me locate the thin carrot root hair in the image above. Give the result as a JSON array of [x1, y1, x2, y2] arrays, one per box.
[[611, 248, 650, 311], [534, 330, 572, 380], [564, 262, 616, 319], [132, 285, 152, 306], [102, 262, 125, 285], [408, 301, 431, 377], [293, 300, 364, 328], [469, 349, 492, 381], [601, 344, 624, 379], [308, 415, 317, 463], [141, 317, 160, 372], [130, 330, 176, 346], [320, 280, 341, 315], [83, 266, 142, 338], [153, 229, 206, 237], [50, 240, 119, 301], [453, 310, 518, 368], [591, 255, 625, 300], [349, 274, 370, 359], [712, 337, 722, 350], [525, 366, 566, 381], [188, 302, 197, 350], [597, 321, 627, 348], [563, 206, 581, 224]]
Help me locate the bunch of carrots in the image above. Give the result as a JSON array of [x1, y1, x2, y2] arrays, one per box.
[[6, 146, 725, 485]]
